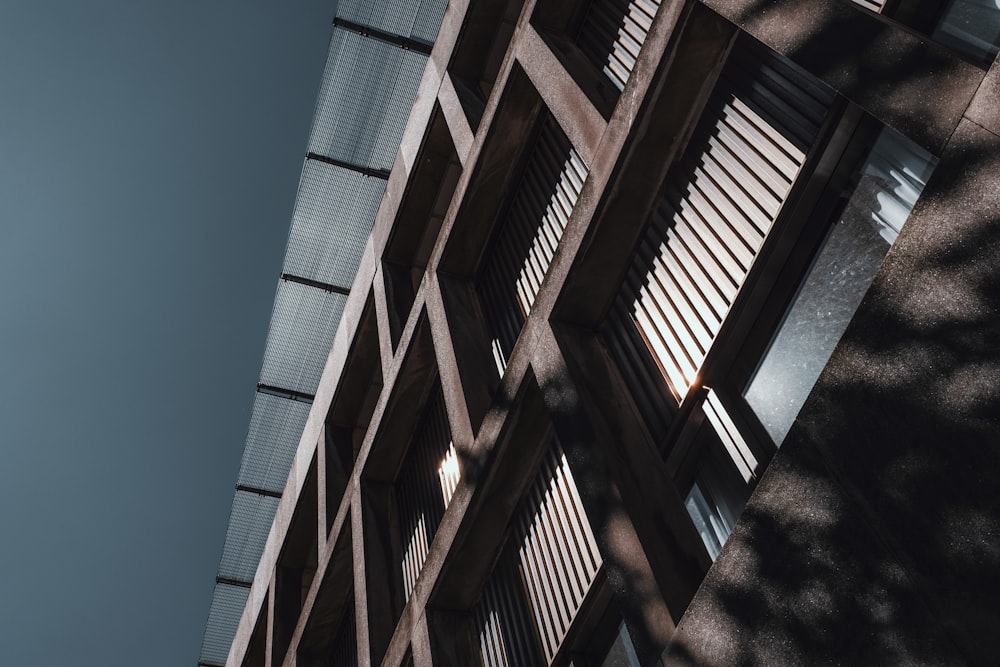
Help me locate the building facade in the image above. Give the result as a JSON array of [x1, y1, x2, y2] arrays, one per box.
[[214, 0, 1000, 664]]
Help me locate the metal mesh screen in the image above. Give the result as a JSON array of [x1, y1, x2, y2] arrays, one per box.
[[282, 160, 384, 289], [307, 28, 428, 172], [218, 490, 282, 583], [237, 392, 313, 495], [201, 1, 447, 663], [200, 583, 250, 666], [336, 0, 448, 44], [259, 280, 348, 396]]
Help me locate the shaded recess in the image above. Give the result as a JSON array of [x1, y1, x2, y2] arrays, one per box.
[[357, 313, 441, 666], [296, 520, 355, 667], [324, 292, 383, 534], [383, 103, 461, 348], [447, 0, 528, 130], [272, 455, 320, 666]]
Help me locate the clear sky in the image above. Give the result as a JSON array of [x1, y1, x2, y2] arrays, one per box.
[[0, 1, 335, 664]]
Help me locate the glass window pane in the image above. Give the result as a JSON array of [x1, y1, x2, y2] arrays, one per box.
[[744, 126, 936, 445], [932, 0, 1000, 65], [600, 621, 642, 667], [683, 422, 752, 560]]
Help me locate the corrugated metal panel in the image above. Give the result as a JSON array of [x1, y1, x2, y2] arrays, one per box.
[[200, 1, 448, 663], [335, 0, 448, 45], [218, 490, 282, 584], [259, 280, 348, 396], [283, 159, 386, 289], [475, 437, 602, 665], [237, 392, 312, 495], [199, 583, 250, 666], [477, 117, 588, 374], [307, 28, 429, 174], [396, 390, 454, 601], [577, 0, 661, 92], [606, 40, 835, 410]]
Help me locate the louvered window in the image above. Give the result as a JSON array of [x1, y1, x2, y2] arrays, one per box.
[[576, 0, 661, 91], [396, 390, 455, 602], [474, 436, 602, 666], [477, 117, 588, 374], [606, 40, 835, 422]]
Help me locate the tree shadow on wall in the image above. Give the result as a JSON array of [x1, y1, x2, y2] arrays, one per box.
[[663, 113, 1000, 665]]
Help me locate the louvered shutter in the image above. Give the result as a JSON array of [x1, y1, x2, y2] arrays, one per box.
[[477, 117, 588, 373], [396, 390, 455, 602], [474, 437, 602, 665], [606, 40, 835, 422], [577, 0, 662, 91]]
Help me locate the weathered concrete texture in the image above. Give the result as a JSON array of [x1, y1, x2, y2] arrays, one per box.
[[698, 0, 985, 154], [965, 59, 1000, 137], [664, 119, 1000, 666]]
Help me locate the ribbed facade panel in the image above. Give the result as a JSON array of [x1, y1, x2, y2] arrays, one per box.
[[335, 0, 448, 44], [236, 392, 312, 495], [259, 280, 348, 396], [199, 583, 251, 666], [218, 490, 281, 584], [282, 159, 385, 289], [307, 28, 429, 173]]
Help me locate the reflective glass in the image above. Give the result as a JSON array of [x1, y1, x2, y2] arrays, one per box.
[[744, 127, 936, 445], [600, 622, 642, 667], [933, 0, 1000, 64]]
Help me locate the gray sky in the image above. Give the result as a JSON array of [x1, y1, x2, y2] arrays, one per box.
[[0, 1, 335, 664]]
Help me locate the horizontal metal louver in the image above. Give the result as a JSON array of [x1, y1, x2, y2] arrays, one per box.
[[577, 0, 661, 92], [850, 0, 888, 12], [477, 117, 588, 374], [397, 390, 455, 602], [199, 583, 250, 666], [606, 40, 835, 408], [474, 436, 602, 665]]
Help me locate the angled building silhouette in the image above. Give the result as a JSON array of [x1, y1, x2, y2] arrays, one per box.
[[204, 0, 1000, 664]]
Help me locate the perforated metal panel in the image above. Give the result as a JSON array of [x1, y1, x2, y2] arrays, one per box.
[[606, 40, 835, 410], [577, 0, 661, 92], [477, 117, 588, 373], [283, 159, 385, 289], [475, 436, 602, 665], [200, 583, 250, 666], [307, 28, 429, 173], [218, 490, 282, 584], [237, 392, 312, 495], [259, 280, 348, 396], [200, 2, 448, 664], [396, 390, 454, 601], [336, 0, 448, 44]]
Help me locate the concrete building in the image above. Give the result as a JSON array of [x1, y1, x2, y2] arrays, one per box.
[[208, 0, 1000, 664]]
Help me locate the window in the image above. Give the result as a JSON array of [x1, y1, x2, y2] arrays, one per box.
[[743, 126, 936, 444], [603, 36, 937, 560], [851, 0, 1000, 65], [478, 114, 588, 374]]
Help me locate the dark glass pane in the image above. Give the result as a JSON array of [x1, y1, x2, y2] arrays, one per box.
[[744, 127, 936, 444]]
